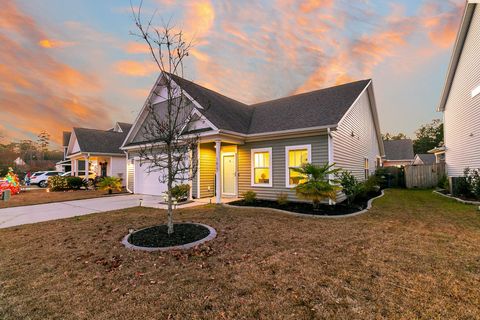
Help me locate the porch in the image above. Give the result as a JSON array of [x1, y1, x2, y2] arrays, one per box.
[[70, 154, 118, 179]]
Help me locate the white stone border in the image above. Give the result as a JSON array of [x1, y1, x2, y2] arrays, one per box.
[[122, 223, 217, 252], [223, 190, 385, 219], [433, 190, 480, 205]]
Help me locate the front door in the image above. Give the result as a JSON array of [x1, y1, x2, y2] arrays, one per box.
[[222, 154, 236, 195]]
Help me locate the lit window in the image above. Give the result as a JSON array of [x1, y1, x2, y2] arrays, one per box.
[[251, 148, 272, 187], [286, 145, 311, 187], [364, 158, 369, 180]]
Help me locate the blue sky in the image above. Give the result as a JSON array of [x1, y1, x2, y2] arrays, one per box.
[[0, 0, 464, 146]]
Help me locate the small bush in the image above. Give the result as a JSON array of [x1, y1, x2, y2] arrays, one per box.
[[276, 192, 288, 206], [363, 175, 380, 195], [48, 176, 69, 191], [462, 168, 480, 199], [67, 176, 85, 190], [338, 171, 365, 206], [97, 176, 122, 194], [171, 184, 190, 200], [437, 175, 448, 190], [242, 190, 257, 204]]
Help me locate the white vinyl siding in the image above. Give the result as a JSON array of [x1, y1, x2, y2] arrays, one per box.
[[444, 6, 480, 177], [332, 89, 381, 181], [238, 135, 328, 202]]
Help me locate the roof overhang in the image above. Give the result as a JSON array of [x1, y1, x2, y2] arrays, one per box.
[[437, 1, 479, 112], [67, 152, 125, 159]]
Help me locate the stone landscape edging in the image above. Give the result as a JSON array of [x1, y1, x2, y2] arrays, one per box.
[[223, 189, 385, 219], [433, 190, 480, 205], [121, 222, 217, 252]]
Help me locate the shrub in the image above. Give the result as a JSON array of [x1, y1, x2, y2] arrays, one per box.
[[363, 175, 380, 195], [242, 190, 257, 204], [463, 168, 480, 199], [437, 175, 448, 190], [67, 176, 85, 190], [48, 176, 69, 191], [276, 192, 289, 206], [171, 184, 190, 200], [338, 171, 365, 206], [97, 176, 122, 194]]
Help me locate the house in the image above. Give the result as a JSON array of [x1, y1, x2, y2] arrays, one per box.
[[65, 122, 132, 184], [55, 131, 72, 172], [428, 145, 446, 163], [13, 157, 26, 166], [382, 139, 414, 167], [122, 74, 384, 203], [437, 0, 480, 180], [413, 153, 436, 165]]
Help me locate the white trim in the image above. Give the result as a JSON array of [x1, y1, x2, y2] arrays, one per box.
[[197, 143, 201, 198], [250, 147, 273, 187], [472, 84, 480, 98], [285, 144, 312, 188], [215, 140, 222, 204], [221, 152, 237, 196]]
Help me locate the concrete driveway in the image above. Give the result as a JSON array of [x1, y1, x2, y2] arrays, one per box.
[[0, 194, 143, 229]]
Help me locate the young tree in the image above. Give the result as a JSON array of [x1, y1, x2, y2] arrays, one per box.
[[382, 132, 408, 141], [413, 119, 443, 154], [131, 3, 200, 234]]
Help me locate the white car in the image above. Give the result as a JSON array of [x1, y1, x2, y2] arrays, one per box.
[[30, 171, 62, 188], [61, 171, 97, 180]]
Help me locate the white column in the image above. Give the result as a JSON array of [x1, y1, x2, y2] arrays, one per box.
[[85, 155, 89, 178], [215, 140, 221, 204], [327, 128, 335, 205]]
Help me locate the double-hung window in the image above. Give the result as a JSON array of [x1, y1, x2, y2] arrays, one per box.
[[286, 145, 311, 187], [251, 148, 272, 187], [364, 158, 369, 180]]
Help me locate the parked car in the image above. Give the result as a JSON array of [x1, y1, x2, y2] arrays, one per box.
[[30, 171, 62, 188], [61, 171, 97, 180]]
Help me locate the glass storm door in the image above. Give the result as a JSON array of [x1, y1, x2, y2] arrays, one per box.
[[222, 154, 236, 195]]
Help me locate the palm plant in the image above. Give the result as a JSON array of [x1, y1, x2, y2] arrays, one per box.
[[97, 176, 122, 194], [293, 163, 341, 210]]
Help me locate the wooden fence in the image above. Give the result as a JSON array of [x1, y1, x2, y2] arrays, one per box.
[[404, 163, 445, 189]]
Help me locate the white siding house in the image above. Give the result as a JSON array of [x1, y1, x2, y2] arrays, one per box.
[[438, 0, 480, 178]]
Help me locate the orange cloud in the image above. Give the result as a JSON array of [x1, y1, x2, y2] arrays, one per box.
[[299, 0, 334, 13], [124, 41, 150, 54], [38, 39, 75, 48], [114, 60, 158, 77]]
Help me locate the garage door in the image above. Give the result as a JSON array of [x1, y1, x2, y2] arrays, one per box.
[[134, 160, 168, 196]]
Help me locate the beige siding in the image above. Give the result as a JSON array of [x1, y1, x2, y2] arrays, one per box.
[[199, 143, 216, 197], [332, 89, 381, 181], [238, 135, 328, 201], [444, 6, 480, 177]]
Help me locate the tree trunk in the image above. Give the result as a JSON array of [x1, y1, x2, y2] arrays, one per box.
[[167, 151, 174, 235]]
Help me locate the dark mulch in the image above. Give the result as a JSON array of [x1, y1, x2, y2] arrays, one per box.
[[437, 189, 480, 202], [128, 223, 211, 247], [229, 192, 381, 216]]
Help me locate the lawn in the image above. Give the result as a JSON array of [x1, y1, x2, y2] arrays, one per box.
[[0, 189, 479, 319], [0, 189, 127, 209]]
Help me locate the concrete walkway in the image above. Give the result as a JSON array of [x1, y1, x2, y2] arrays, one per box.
[[0, 194, 205, 229]]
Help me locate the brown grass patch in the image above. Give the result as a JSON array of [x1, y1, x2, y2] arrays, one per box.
[[0, 189, 127, 209], [0, 189, 479, 319]]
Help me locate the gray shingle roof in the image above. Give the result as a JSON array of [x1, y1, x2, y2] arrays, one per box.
[[170, 74, 370, 134], [415, 153, 436, 165], [73, 124, 132, 155], [383, 139, 414, 160], [62, 131, 71, 147], [117, 122, 132, 133]]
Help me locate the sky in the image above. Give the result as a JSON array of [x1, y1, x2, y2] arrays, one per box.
[[0, 0, 464, 148]]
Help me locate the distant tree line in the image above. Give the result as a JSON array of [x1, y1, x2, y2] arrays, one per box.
[[0, 130, 63, 176], [382, 119, 444, 154]]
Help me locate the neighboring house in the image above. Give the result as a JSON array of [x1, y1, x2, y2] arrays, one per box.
[[413, 153, 436, 165], [55, 131, 72, 172], [382, 139, 414, 167], [65, 122, 132, 184], [121, 73, 384, 203], [428, 146, 446, 163], [14, 157, 26, 166], [437, 0, 480, 179]]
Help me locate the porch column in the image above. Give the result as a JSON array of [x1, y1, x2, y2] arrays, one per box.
[[215, 140, 221, 204], [85, 154, 90, 178]]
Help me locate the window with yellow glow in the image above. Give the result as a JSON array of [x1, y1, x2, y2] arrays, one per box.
[[286, 145, 311, 187], [251, 148, 272, 186]]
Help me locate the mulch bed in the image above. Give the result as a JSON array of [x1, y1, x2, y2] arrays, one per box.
[[436, 189, 480, 202], [229, 191, 381, 216], [128, 223, 211, 247]]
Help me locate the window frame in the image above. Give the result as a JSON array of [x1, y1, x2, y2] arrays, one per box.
[[364, 157, 370, 180], [285, 144, 312, 188], [251, 147, 273, 187]]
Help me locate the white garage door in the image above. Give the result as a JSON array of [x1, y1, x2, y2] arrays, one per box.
[[134, 160, 168, 196]]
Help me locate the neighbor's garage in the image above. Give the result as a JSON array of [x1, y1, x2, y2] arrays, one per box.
[[133, 160, 168, 196]]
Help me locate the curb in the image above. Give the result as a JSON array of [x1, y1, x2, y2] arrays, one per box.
[[432, 190, 480, 205], [223, 189, 386, 219], [121, 223, 217, 252]]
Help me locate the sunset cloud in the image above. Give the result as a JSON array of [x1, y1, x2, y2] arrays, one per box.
[[38, 39, 75, 48], [124, 41, 150, 54], [114, 60, 158, 77]]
